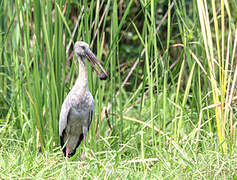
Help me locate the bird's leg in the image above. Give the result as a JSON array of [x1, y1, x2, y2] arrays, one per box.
[[81, 126, 88, 161], [66, 143, 69, 158], [66, 133, 70, 158], [80, 136, 86, 161]]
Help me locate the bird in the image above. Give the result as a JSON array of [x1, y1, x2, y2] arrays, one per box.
[[59, 41, 108, 159]]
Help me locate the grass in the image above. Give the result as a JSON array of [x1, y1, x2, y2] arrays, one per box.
[[1, 126, 236, 179], [0, 0, 237, 179]]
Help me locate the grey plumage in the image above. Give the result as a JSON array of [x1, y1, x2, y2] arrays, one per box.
[[59, 41, 107, 158]]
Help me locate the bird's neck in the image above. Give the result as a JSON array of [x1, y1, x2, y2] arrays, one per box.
[[75, 56, 87, 89]]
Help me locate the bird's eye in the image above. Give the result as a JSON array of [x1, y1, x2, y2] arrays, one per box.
[[82, 46, 85, 50]]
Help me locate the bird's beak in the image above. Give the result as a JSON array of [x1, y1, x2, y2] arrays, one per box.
[[85, 49, 108, 80]]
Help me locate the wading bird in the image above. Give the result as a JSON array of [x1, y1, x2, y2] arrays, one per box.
[[59, 41, 107, 159]]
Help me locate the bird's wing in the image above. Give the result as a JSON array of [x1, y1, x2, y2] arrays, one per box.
[[59, 101, 71, 136]]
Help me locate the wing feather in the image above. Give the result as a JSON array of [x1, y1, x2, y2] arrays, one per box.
[[59, 100, 71, 136]]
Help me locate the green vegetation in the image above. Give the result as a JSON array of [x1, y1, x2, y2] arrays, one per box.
[[0, 0, 236, 179]]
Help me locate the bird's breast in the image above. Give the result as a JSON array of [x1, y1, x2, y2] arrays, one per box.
[[70, 107, 88, 120], [68, 90, 94, 118]]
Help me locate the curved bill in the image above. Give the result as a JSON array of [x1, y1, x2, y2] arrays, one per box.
[[85, 49, 108, 80]]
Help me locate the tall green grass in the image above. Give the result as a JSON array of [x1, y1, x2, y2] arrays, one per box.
[[0, 0, 236, 178], [197, 0, 237, 153]]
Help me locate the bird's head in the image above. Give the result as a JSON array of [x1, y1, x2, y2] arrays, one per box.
[[74, 41, 90, 57], [74, 41, 108, 80]]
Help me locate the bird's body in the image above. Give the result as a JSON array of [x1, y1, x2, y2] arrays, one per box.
[[59, 70, 94, 157], [59, 41, 107, 158]]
